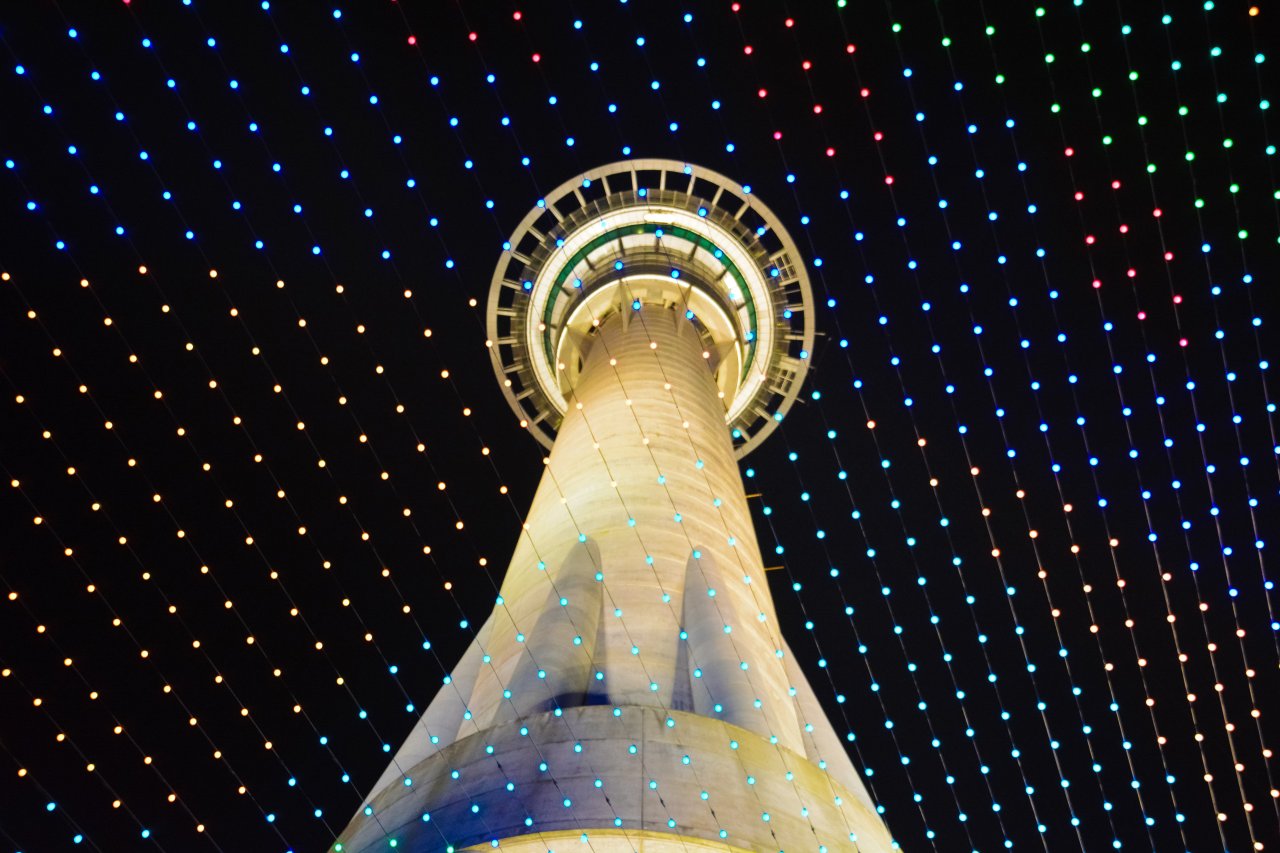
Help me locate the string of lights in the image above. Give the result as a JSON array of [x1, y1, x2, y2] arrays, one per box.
[[0, 725, 110, 851], [709, 8, 1098, 844], [6, 29, 604, 850], [1136, 0, 1280, 797], [1, 457, 237, 850], [243, 6, 829, 845], [2, 2, 1275, 851], [0, 40, 452, 808], [102, 6, 870, 845], [660, 16, 950, 839], [441, 16, 926, 846], [765, 22, 1089, 848], [879, 5, 1157, 842], [945, 2, 1214, 843], [945, 4, 1191, 842], [3, 23, 667, 853], [585, 13, 1007, 847], [1024, 4, 1274, 844], [313, 4, 921, 835]]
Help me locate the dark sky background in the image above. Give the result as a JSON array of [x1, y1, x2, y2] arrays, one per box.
[[1, 1, 1278, 851]]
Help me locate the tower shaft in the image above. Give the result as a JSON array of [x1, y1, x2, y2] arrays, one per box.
[[337, 307, 894, 851], [496, 302, 790, 736]]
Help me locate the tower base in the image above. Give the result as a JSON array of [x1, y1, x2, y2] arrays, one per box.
[[336, 705, 895, 852]]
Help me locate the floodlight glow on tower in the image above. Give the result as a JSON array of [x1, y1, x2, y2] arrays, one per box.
[[334, 160, 896, 852]]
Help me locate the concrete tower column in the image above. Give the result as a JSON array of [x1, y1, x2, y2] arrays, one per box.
[[472, 305, 799, 746], [334, 161, 896, 852]]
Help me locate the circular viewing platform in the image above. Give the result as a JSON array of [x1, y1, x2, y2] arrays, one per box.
[[486, 159, 814, 458]]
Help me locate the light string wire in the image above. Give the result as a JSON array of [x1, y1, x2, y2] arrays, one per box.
[[808, 3, 1269, 845], [404, 3, 898, 846], [870, 3, 1249, 840], [414, 0, 896, 835], [711, 4, 1090, 845], [0, 729, 110, 852], [666, 11, 967, 844], [1172, 0, 1280, 518], [1228, 0, 1280, 824], [835, 14, 1117, 846], [0, 33, 476, 835], [10, 6, 911, 850], [3, 14, 604, 850], [1095, 0, 1274, 804], [161, 3, 788, 845], [0, 599, 195, 849], [0, 300, 350, 843], [716, 0, 1264, 840], [130, 3, 786, 847], [1132, 0, 1278, 837], [912, 3, 1159, 836], [0, 384, 285, 846], [953, 1, 1192, 842], [874, 1, 1169, 844], [669, 7, 977, 842], [0, 376, 307, 845], [1242, 2, 1280, 262], [283, 8, 750, 848], [1188, 0, 1280, 588], [733, 5, 1065, 846], [313, 17, 905, 844], [966, 0, 1217, 843], [5, 0, 1269, 845], [767, 4, 1077, 843], [1043, 0, 1249, 838], [1142, 0, 1280, 819], [0, 409, 250, 852], [691, 14, 998, 850], [0, 217, 358, 846], [970, 1, 1279, 845], [1028, 2, 1274, 844], [770, 3, 1090, 835]]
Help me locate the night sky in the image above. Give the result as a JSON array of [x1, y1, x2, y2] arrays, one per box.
[[2, 1, 1278, 851]]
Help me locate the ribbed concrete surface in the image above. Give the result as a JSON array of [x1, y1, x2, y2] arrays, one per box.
[[336, 307, 895, 851], [341, 706, 893, 852]]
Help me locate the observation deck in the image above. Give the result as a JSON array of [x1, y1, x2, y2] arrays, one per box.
[[486, 159, 814, 458]]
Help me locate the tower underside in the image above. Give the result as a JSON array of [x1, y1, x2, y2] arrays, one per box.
[[335, 306, 896, 851]]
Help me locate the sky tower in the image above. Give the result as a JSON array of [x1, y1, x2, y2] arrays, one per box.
[[335, 160, 896, 852]]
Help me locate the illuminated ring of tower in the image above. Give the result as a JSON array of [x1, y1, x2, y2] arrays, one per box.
[[486, 159, 814, 458]]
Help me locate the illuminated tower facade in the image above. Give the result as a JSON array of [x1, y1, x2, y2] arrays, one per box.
[[336, 160, 896, 852]]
